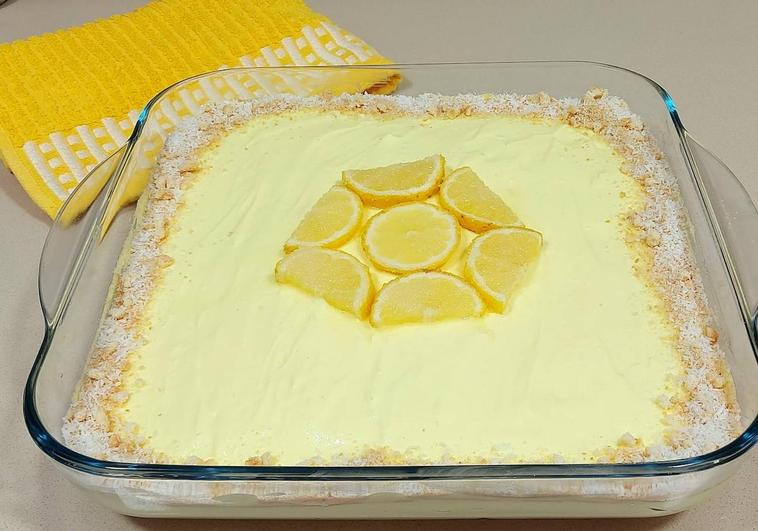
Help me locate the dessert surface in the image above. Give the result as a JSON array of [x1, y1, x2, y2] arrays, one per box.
[[63, 91, 741, 466]]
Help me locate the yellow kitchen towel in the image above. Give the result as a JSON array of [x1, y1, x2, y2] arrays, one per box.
[[0, 0, 397, 219]]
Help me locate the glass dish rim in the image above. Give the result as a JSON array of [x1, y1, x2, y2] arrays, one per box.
[[24, 60, 758, 481]]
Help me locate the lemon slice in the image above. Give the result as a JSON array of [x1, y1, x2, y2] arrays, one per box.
[[342, 155, 445, 207], [370, 272, 485, 327], [285, 185, 363, 252], [440, 167, 521, 232], [275, 248, 374, 318], [362, 202, 460, 274], [463, 227, 542, 312]]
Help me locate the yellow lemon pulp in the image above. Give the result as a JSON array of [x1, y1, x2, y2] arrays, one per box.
[[284, 185, 363, 252], [275, 247, 373, 318], [342, 154, 444, 207], [440, 166, 522, 232], [114, 110, 683, 465], [362, 202, 460, 273], [464, 227, 543, 312], [370, 272, 484, 327]]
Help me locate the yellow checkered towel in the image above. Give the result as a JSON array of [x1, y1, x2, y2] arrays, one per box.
[[0, 0, 396, 218]]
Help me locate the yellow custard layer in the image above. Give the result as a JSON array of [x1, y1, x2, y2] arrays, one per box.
[[116, 110, 682, 464]]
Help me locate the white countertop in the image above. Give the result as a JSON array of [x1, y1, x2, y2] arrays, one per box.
[[1, 0, 756, 528]]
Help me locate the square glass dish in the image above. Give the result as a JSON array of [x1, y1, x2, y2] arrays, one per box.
[[24, 62, 758, 519]]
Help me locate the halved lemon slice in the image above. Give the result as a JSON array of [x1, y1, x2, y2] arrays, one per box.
[[285, 185, 363, 252], [440, 167, 521, 232], [342, 155, 444, 207], [370, 272, 485, 327], [463, 227, 542, 312], [362, 202, 460, 274], [275, 248, 374, 318]]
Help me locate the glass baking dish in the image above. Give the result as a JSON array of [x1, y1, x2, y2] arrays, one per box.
[[24, 62, 758, 519]]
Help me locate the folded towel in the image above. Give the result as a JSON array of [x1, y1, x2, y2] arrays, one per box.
[[0, 0, 396, 218]]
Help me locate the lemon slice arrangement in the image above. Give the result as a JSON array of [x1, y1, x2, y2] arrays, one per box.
[[275, 155, 542, 327]]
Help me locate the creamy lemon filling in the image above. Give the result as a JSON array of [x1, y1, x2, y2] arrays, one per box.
[[114, 110, 683, 464]]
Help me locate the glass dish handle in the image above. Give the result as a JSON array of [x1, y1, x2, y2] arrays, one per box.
[[683, 132, 758, 336], [38, 147, 126, 327]]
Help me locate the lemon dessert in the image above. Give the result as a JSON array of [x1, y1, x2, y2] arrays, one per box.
[[63, 90, 741, 466]]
